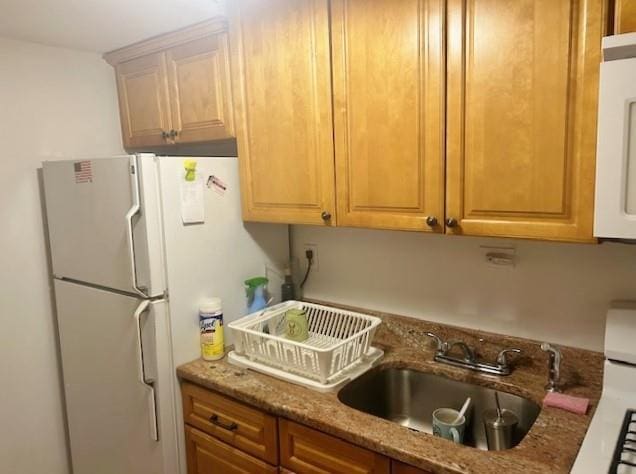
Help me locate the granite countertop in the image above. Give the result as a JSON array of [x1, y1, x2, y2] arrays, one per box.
[[177, 303, 604, 474]]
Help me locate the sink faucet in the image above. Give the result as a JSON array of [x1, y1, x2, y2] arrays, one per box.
[[540, 342, 562, 392], [447, 340, 477, 363], [426, 332, 521, 376]]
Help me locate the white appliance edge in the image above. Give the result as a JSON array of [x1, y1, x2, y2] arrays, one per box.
[[594, 32, 636, 239], [152, 155, 289, 474], [571, 304, 636, 473], [44, 154, 289, 474]]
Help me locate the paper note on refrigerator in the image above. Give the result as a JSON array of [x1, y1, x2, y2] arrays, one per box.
[[180, 177, 205, 224]]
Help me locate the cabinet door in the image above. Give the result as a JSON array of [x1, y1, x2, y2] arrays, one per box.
[[166, 33, 235, 143], [446, 0, 606, 242], [331, 0, 445, 232], [115, 52, 171, 148], [279, 419, 390, 474], [615, 0, 636, 33], [229, 0, 337, 225], [185, 426, 278, 474]]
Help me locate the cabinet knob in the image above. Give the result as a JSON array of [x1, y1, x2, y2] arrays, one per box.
[[161, 131, 168, 139], [321, 211, 332, 222], [425, 216, 438, 228], [169, 129, 179, 138], [446, 217, 459, 228]]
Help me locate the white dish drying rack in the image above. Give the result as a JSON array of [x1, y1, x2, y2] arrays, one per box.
[[227, 301, 383, 392]]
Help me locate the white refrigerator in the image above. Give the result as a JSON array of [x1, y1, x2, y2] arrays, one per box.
[[42, 154, 288, 474]]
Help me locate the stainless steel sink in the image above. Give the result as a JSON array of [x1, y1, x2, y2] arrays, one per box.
[[338, 367, 541, 450]]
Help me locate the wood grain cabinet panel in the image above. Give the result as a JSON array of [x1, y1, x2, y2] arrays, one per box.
[[279, 419, 390, 474], [105, 19, 233, 149], [228, 0, 337, 225], [115, 52, 172, 148], [182, 383, 278, 465], [165, 33, 234, 143], [331, 0, 445, 232], [615, 0, 636, 33], [445, 0, 606, 242], [186, 426, 278, 474], [391, 460, 432, 474]]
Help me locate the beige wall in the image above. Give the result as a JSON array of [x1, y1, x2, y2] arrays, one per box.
[[292, 225, 636, 351], [0, 37, 123, 474]]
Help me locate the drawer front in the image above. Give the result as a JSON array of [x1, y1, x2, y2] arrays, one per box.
[[182, 383, 278, 465], [186, 425, 277, 474], [279, 419, 390, 474]]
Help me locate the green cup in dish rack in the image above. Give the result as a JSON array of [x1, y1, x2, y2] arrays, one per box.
[[285, 308, 309, 342]]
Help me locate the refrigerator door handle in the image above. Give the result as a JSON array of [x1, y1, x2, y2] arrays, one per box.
[[126, 155, 149, 298], [133, 300, 159, 442]]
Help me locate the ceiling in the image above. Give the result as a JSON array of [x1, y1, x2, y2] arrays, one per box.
[[0, 0, 226, 53]]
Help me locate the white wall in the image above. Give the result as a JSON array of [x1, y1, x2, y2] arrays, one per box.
[[292, 226, 636, 351], [0, 37, 123, 474]]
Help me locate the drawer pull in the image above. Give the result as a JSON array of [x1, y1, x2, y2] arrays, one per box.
[[209, 414, 238, 432]]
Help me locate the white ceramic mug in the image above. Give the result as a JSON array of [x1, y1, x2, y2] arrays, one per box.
[[432, 408, 466, 444]]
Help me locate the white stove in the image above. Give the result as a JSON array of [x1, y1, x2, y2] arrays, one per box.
[[572, 305, 636, 474]]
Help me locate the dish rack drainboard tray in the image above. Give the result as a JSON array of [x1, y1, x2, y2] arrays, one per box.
[[228, 301, 382, 384]]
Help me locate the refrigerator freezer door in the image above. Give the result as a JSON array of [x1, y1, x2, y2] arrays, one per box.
[[44, 157, 134, 292], [43, 156, 164, 296], [54, 280, 178, 474]]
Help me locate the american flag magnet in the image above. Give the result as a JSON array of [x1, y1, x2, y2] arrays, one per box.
[[74, 160, 93, 184]]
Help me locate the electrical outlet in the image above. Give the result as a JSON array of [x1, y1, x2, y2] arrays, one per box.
[[303, 243, 319, 272]]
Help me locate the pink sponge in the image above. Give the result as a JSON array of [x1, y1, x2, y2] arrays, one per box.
[[543, 392, 589, 415]]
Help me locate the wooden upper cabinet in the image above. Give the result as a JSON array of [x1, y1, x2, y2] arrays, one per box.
[[445, 0, 606, 242], [229, 0, 337, 225], [114, 52, 172, 148], [331, 0, 445, 232], [227, 0, 604, 240], [615, 0, 636, 33], [165, 33, 234, 143], [105, 19, 234, 149]]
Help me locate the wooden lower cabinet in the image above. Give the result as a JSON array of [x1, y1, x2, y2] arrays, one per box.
[[185, 425, 277, 473], [279, 419, 390, 474], [182, 382, 278, 465], [182, 384, 431, 474], [391, 460, 432, 474]]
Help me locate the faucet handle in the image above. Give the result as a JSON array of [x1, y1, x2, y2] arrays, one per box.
[[540, 342, 561, 356], [540, 342, 562, 392], [426, 332, 446, 352], [540, 342, 562, 367], [496, 348, 522, 367]]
